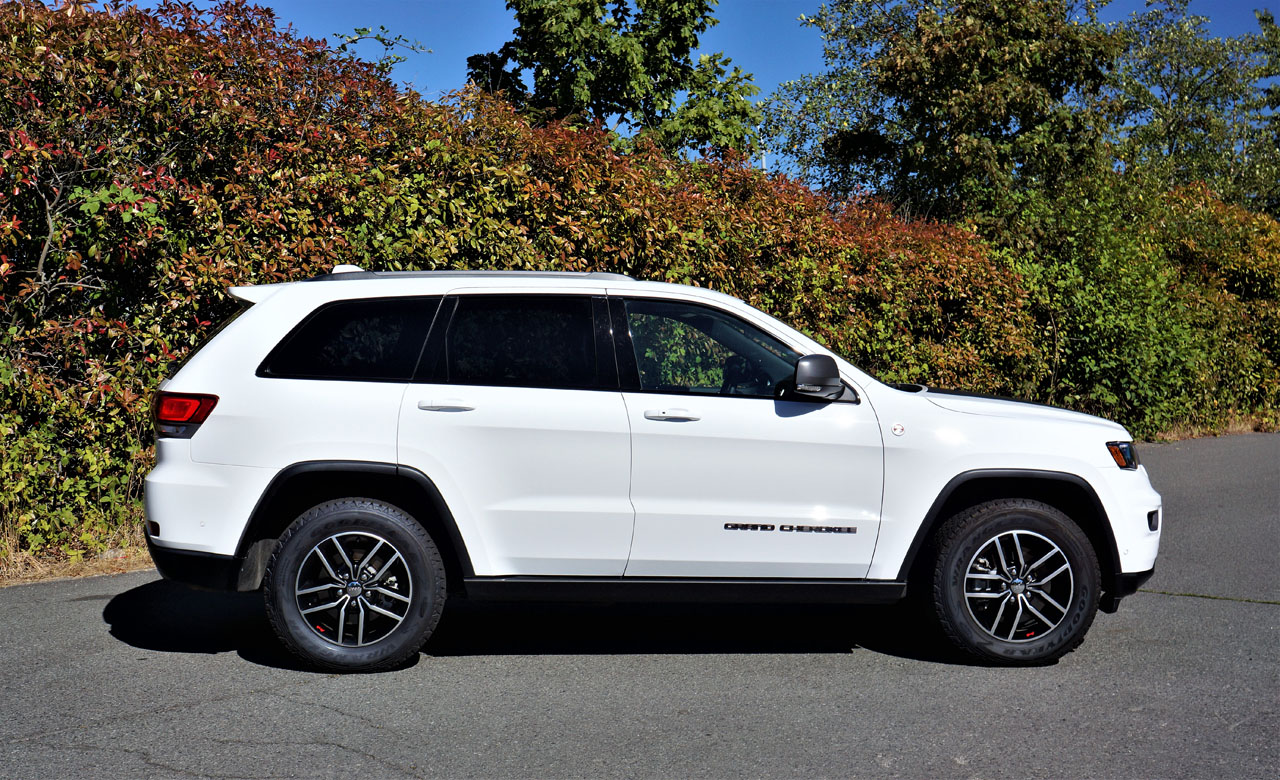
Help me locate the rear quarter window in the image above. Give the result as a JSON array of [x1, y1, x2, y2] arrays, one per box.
[[259, 297, 441, 381], [169, 301, 252, 378]]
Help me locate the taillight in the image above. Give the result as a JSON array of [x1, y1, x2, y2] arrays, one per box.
[[154, 392, 218, 438]]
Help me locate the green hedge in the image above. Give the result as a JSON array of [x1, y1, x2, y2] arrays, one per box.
[[1006, 176, 1280, 433]]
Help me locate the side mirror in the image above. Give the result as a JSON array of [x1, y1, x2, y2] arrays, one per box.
[[792, 354, 843, 401]]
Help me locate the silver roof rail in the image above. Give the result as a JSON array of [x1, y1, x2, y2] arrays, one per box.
[[305, 268, 635, 282]]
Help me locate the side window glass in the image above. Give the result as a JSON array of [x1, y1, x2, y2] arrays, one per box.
[[260, 297, 438, 381], [628, 308, 731, 392], [444, 295, 598, 389], [623, 299, 803, 397]]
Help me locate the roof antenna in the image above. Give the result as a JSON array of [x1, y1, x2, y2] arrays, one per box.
[[332, 264, 365, 274]]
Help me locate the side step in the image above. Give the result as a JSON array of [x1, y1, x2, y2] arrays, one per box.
[[461, 576, 908, 604]]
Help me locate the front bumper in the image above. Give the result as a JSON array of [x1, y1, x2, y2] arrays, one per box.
[[1100, 567, 1155, 613], [1093, 464, 1162, 574]]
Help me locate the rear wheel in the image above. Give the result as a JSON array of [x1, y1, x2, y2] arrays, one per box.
[[931, 499, 1100, 665], [263, 498, 446, 671]]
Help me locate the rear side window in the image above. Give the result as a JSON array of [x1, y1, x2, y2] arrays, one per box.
[[260, 297, 440, 381], [437, 295, 599, 389], [170, 301, 252, 378]]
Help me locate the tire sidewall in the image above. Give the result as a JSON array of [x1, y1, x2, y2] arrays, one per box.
[[936, 505, 1099, 664], [266, 501, 444, 671]]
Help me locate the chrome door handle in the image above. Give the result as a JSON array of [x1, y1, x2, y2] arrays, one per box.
[[643, 408, 700, 422], [417, 399, 475, 412]]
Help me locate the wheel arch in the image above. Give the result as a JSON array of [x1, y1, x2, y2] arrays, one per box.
[[897, 469, 1122, 607], [234, 460, 474, 592]]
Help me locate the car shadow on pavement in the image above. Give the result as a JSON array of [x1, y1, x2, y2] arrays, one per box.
[[102, 578, 337, 672], [104, 579, 988, 668]]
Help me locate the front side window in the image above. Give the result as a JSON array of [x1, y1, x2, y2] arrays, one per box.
[[623, 298, 802, 397], [441, 295, 599, 389], [260, 297, 439, 381]]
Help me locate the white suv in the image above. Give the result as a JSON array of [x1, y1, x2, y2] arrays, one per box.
[[145, 268, 1161, 670]]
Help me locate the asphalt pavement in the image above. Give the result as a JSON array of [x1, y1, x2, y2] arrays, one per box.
[[1, 433, 1276, 779]]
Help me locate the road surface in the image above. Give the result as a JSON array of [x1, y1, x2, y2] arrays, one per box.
[[1, 434, 1276, 778]]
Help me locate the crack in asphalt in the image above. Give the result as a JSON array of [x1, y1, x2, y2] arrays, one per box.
[[262, 690, 436, 773], [1139, 588, 1280, 606], [268, 691, 391, 733], [21, 740, 247, 779], [3, 680, 311, 747], [7, 683, 427, 779], [209, 737, 424, 779], [27, 736, 423, 780]]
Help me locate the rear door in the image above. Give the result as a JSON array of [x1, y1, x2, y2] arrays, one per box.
[[396, 291, 635, 576]]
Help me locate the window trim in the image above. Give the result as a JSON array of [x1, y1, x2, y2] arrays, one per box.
[[256, 296, 443, 383], [413, 293, 619, 391]]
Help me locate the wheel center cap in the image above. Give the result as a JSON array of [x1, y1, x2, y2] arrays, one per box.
[[346, 582, 364, 598], [1010, 579, 1026, 595]]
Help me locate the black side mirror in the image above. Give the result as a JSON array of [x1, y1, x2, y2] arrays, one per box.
[[792, 354, 843, 401]]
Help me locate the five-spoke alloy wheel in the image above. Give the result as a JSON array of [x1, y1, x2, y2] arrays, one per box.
[[932, 499, 1100, 665], [264, 499, 446, 671]]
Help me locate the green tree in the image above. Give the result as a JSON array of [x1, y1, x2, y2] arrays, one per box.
[[1264, 11, 1280, 213], [1108, 1, 1280, 214], [760, 0, 1119, 218], [467, 0, 760, 153]]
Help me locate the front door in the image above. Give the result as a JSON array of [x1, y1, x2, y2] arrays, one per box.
[[615, 296, 883, 578]]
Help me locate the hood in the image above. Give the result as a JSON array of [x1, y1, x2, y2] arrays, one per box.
[[921, 388, 1126, 432]]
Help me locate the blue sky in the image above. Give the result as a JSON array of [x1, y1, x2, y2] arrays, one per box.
[[254, 0, 1277, 102]]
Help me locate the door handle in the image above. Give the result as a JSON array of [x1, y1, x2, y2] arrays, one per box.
[[417, 399, 475, 412], [643, 408, 700, 422]]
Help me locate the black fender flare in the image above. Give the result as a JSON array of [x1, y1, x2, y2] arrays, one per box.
[[894, 468, 1120, 592], [235, 460, 475, 584]]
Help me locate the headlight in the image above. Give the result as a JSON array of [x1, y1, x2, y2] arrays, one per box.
[[1106, 441, 1139, 470]]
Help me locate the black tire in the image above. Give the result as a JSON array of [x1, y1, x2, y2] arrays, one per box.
[[931, 499, 1100, 665], [263, 498, 446, 672]]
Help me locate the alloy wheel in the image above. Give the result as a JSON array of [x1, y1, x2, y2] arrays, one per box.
[[963, 530, 1074, 643], [293, 532, 413, 647]]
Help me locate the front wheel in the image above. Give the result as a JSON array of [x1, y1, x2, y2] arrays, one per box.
[[263, 498, 447, 671], [931, 499, 1100, 665]]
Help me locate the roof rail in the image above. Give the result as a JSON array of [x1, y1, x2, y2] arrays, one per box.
[[303, 268, 635, 283]]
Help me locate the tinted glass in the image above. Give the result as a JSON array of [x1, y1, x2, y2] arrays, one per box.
[[262, 297, 439, 381], [171, 301, 251, 378], [624, 299, 802, 397], [443, 295, 598, 388]]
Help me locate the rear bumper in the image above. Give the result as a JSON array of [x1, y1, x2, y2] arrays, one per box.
[[143, 439, 276, 556], [147, 536, 242, 591], [1100, 567, 1155, 613]]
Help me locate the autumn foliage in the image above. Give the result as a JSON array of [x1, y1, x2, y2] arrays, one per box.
[[0, 1, 1275, 563]]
